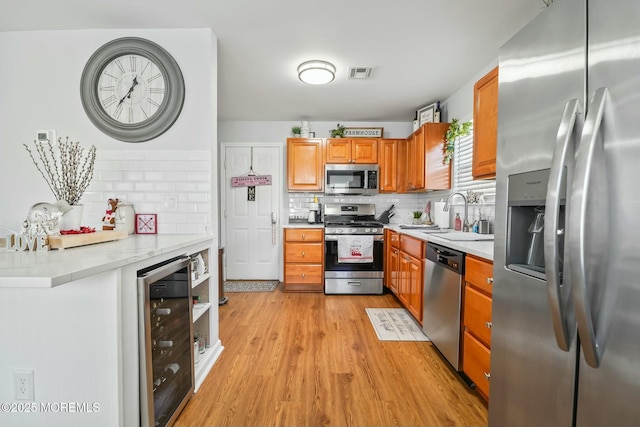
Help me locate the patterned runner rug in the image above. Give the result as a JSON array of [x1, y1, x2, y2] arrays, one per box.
[[365, 308, 430, 341], [224, 280, 279, 292]]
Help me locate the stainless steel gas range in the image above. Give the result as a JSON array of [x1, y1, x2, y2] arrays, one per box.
[[323, 203, 384, 295]]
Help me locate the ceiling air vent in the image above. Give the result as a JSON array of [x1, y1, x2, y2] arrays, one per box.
[[348, 67, 373, 79]]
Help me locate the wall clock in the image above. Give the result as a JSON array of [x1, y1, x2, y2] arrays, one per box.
[[135, 214, 158, 234], [80, 37, 185, 142]]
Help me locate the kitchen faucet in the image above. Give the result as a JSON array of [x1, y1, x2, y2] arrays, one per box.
[[443, 192, 471, 232]]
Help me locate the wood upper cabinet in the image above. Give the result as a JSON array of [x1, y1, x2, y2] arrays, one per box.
[[378, 139, 401, 193], [405, 123, 450, 192], [405, 127, 424, 191], [473, 66, 498, 179], [287, 138, 324, 191], [462, 254, 494, 401], [326, 138, 378, 164], [425, 123, 452, 190]]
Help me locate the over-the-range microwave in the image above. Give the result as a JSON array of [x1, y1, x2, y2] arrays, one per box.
[[324, 164, 379, 196]]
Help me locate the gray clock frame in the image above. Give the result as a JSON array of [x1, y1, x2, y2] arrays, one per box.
[[80, 37, 185, 143]]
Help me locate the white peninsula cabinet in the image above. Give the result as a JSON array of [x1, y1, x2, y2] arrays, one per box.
[[0, 235, 223, 427]]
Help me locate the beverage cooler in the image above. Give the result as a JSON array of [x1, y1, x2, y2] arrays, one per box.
[[138, 256, 194, 427]]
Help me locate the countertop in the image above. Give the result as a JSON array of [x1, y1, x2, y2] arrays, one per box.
[[387, 225, 494, 261], [284, 222, 324, 228], [0, 234, 213, 288], [283, 222, 494, 261]]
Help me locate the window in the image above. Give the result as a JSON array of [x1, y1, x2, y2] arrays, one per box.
[[452, 127, 496, 200]]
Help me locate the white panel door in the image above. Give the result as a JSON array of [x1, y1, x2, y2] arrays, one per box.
[[224, 145, 281, 280]]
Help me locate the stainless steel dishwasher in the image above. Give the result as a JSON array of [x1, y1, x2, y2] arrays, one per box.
[[423, 241, 465, 370]]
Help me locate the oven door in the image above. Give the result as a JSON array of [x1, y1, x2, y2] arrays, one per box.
[[324, 234, 384, 272]]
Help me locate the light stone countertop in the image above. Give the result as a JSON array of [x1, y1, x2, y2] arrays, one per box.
[[386, 225, 494, 261], [284, 222, 324, 228], [0, 234, 213, 288]]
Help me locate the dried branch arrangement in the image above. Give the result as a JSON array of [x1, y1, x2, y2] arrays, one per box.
[[23, 137, 97, 206]]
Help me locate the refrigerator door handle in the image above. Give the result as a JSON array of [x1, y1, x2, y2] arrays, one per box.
[[545, 98, 581, 351], [570, 87, 610, 368]]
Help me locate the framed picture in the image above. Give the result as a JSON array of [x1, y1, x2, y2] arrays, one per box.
[[417, 103, 437, 127], [135, 214, 158, 234]]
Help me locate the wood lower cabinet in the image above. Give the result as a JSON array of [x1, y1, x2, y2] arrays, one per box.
[[326, 138, 378, 164], [462, 254, 493, 400], [397, 235, 424, 324], [284, 228, 324, 292], [287, 138, 324, 191], [384, 229, 400, 294], [473, 66, 498, 179]]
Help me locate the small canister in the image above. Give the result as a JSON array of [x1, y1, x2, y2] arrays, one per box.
[[115, 203, 136, 234], [479, 220, 491, 234]]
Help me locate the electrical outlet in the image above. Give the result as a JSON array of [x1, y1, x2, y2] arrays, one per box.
[[14, 369, 34, 401]]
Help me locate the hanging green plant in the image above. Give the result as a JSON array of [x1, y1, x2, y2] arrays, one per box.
[[443, 118, 472, 165]]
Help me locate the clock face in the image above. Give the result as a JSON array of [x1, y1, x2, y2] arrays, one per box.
[[97, 54, 166, 124], [80, 37, 185, 143]]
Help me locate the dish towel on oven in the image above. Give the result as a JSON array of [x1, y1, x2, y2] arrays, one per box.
[[337, 235, 374, 263]]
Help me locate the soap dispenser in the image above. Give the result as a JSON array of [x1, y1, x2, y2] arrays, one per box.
[[454, 213, 462, 231]]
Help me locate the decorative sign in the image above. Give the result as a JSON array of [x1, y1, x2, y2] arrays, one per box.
[[6, 233, 49, 251], [343, 127, 384, 138], [247, 186, 256, 201], [231, 175, 272, 187]]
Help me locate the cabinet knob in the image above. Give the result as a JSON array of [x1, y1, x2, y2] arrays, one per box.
[[301, 234, 306, 240], [301, 273, 305, 278], [485, 321, 492, 329], [301, 251, 305, 257], [487, 277, 494, 284], [484, 372, 491, 381]]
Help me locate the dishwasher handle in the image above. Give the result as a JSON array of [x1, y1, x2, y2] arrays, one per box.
[[426, 242, 464, 275]]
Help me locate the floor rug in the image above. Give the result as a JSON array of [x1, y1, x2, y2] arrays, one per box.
[[365, 308, 430, 341], [223, 280, 279, 292]]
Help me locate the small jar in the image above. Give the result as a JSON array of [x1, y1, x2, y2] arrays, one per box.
[[115, 203, 135, 234]]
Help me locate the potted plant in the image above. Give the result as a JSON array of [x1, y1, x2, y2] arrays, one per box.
[[443, 118, 472, 165], [412, 210, 423, 225], [24, 136, 97, 230], [291, 125, 302, 137], [330, 123, 345, 138]]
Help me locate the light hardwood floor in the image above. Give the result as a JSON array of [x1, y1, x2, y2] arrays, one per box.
[[175, 286, 488, 427]]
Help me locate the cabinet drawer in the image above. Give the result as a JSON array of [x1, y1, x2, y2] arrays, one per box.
[[285, 243, 323, 263], [464, 285, 492, 347], [400, 235, 424, 259], [463, 330, 491, 400], [465, 255, 493, 295], [285, 228, 323, 242], [284, 264, 323, 284], [389, 231, 400, 248]]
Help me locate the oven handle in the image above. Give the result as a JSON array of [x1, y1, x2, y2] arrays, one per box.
[[324, 235, 384, 241]]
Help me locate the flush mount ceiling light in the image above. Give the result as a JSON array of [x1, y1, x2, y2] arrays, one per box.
[[297, 60, 336, 85]]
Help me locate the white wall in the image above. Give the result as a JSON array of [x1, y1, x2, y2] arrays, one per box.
[[0, 29, 217, 234]]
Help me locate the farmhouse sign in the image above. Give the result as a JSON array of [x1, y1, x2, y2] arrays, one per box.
[[343, 127, 384, 138]]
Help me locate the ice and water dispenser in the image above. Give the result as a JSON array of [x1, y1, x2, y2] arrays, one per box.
[[506, 169, 566, 280]]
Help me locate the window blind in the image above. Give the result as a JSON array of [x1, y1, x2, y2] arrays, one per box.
[[452, 128, 496, 199]]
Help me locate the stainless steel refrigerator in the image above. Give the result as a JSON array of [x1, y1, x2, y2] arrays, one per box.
[[491, 0, 640, 426]]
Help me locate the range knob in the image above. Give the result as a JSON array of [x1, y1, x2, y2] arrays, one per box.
[[365, 228, 371, 233]]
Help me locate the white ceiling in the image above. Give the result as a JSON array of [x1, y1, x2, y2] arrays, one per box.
[[1, 0, 543, 122]]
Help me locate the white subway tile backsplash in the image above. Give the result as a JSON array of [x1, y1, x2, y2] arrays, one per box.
[[84, 150, 212, 234]]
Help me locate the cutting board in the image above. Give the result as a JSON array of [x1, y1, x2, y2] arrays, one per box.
[[48, 230, 128, 249]]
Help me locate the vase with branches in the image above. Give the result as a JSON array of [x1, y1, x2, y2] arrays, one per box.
[[24, 137, 97, 206], [443, 118, 472, 165]]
